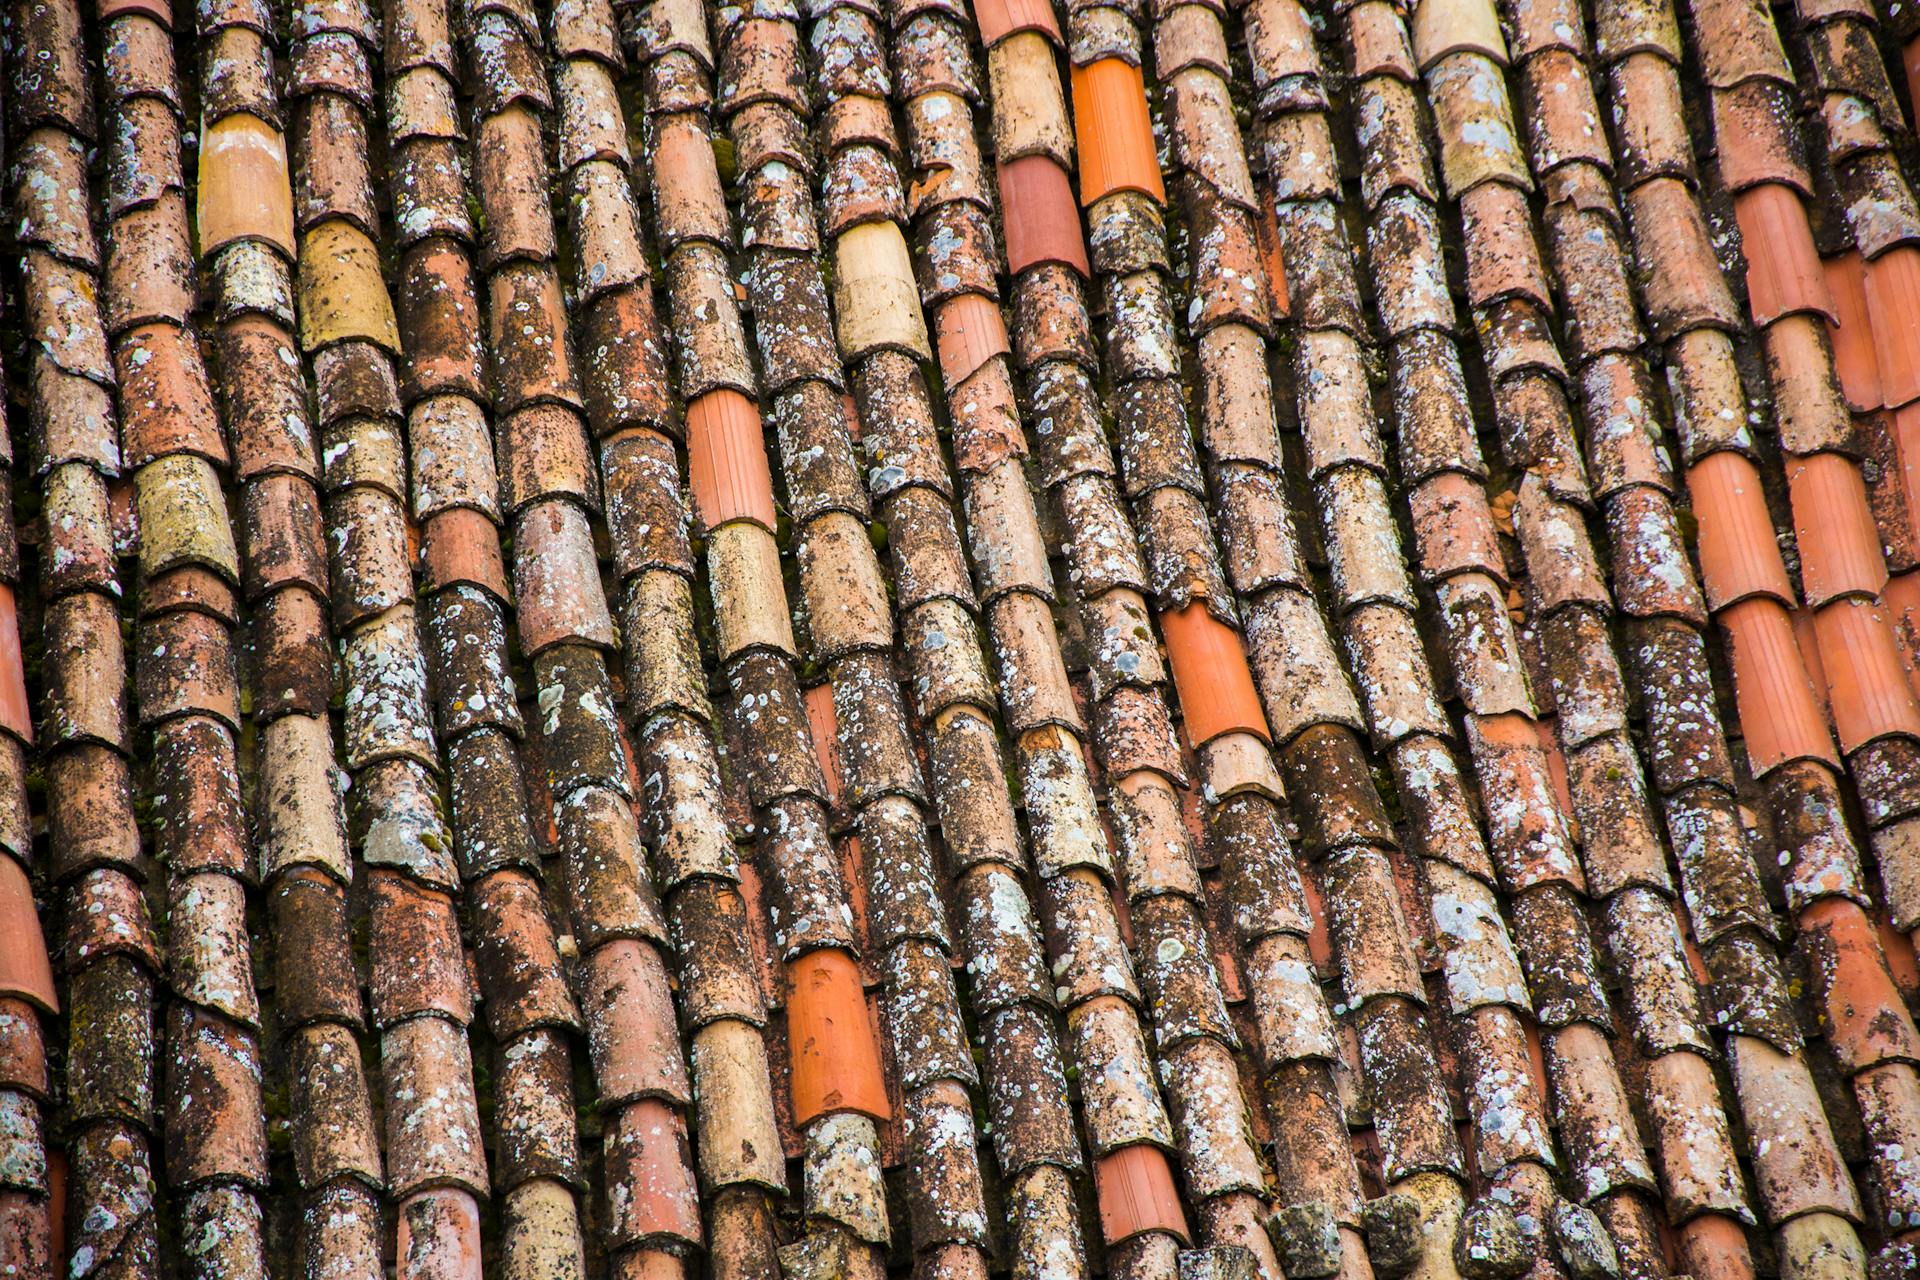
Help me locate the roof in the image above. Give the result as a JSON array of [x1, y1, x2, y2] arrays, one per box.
[[2, 0, 1920, 1278]]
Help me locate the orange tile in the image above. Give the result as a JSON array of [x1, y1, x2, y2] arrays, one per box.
[[934, 294, 1011, 390], [1718, 597, 1839, 772], [1159, 603, 1270, 746], [975, 0, 1062, 46], [786, 947, 890, 1126], [1687, 451, 1797, 610], [1864, 246, 1920, 410], [997, 156, 1091, 277], [1732, 184, 1836, 327], [1788, 451, 1889, 605], [1885, 567, 1920, 699], [1879, 913, 1920, 1003], [1824, 252, 1883, 412], [1801, 897, 1920, 1069], [421, 508, 511, 603], [0, 856, 55, 1013], [0, 586, 29, 747], [1896, 404, 1920, 562], [1072, 58, 1166, 206], [1811, 597, 1920, 754], [1532, 717, 1575, 816], [1094, 1144, 1190, 1245], [196, 113, 296, 260], [1794, 606, 1833, 725], [803, 681, 843, 807], [686, 389, 777, 533], [1255, 196, 1291, 320]]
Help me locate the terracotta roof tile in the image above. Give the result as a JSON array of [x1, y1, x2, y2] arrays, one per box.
[[1734, 184, 1839, 326], [1071, 58, 1165, 205]]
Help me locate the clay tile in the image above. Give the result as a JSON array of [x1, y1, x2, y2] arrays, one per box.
[[1095, 1145, 1190, 1245], [394, 1190, 483, 1280], [297, 220, 401, 354], [256, 716, 351, 881], [665, 243, 760, 397], [135, 607, 241, 730], [824, 145, 908, 237], [1686, 451, 1797, 609], [831, 222, 934, 362], [0, 590, 30, 748], [390, 138, 475, 246], [1692, 0, 1793, 87], [1813, 598, 1920, 752], [444, 730, 540, 879], [1521, 51, 1611, 178], [12, 0, 96, 135], [915, 202, 1003, 307], [105, 197, 198, 334], [553, 61, 631, 171], [422, 507, 512, 602], [630, 0, 712, 64], [15, 130, 100, 270], [717, 18, 805, 115], [651, 116, 732, 252], [99, 0, 174, 25], [788, 948, 891, 1125], [1620, 180, 1743, 343], [382, 1018, 489, 1197], [1459, 180, 1551, 318], [576, 934, 689, 1107], [823, 93, 896, 171], [196, 113, 296, 259], [367, 872, 474, 1028], [1072, 58, 1166, 205], [602, 1098, 701, 1251], [488, 265, 583, 412], [1734, 184, 1840, 327], [1801, 896, 1920, 1070], [1823, 252, 1883, 411], [1713, 80, 1811, 195], [473, 107, 558, 268], [1412, 0, 1508, 68], [1790, 452, 1888, 605], [975, 0, 1061, 45], [150, 712, 247, 876], [602, 432, 694, 584], [551, 0, 622, 64], [0, 859, 56, 1014], [112, 324, 225, 470], [1409, 472, 1505, 584], [500, 402, 601, 515], [1157, 5, 1230, 81], [23, 254, 114, 386], [397, 245, 487, 403], [1426, 53, 1532, 197], [580, 286, 676, 439], [511, 500, 617, 653], [1608, 54, 1695, 188], [164, 1002, 269, 1185], [687, 390, 778, 534], [388, 69, 462, 144], [1161, 603, 1269, 745], [103, 96, 184, 221], [1864, 245, 1920, 409], [1719, 597, 1839, 771], [465, 11, 553, 116], [408, 396, 499, 521], [1167, 70, 1257, 211]]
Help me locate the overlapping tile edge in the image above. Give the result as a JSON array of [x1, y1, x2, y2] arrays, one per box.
[[2, 0, 1920, 1278]]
